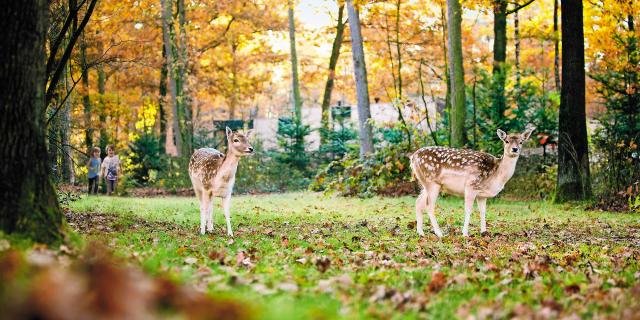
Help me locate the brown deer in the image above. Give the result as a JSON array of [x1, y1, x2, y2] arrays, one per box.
[[410, 127, 535, 237], [189, 127, 254, 236]]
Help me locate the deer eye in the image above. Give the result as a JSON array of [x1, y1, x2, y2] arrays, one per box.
[[233, 138, 240, 143]]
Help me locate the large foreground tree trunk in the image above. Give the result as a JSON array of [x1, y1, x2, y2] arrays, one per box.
[[447, 0, 466, 147], [556, 0, 591, 202], [0, 0, 64, 243], [346, 0, 374, 158], [320, 4, 346, 145]]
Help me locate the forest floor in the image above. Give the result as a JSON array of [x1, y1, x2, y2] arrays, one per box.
[[6, 192, 640, 319]]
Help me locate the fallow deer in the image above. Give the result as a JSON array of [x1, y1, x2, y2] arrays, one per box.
[[189, 127, 254, 236], [410, 127, 535, 237]]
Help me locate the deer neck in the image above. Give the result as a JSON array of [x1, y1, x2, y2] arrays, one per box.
[[219, 152, 240, 177], [494, 152, 519, 184]]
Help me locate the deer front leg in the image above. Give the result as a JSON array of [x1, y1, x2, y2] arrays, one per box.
[[206, 195, 214, 233], [199, 191, 211, 235], [222, 194, 233, 237], [462, 189, 478, 237], [477, 197, 487, 234]]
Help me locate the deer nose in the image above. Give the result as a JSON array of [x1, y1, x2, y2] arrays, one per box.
[[248, 147, 254, 152], [511, 147, 519, 153]]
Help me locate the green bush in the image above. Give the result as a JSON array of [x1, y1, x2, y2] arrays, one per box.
[[310, 141, 417, 198], [127, 133, 166, 186], [235, 139, 310, 194], [501, 155, 557, 200]]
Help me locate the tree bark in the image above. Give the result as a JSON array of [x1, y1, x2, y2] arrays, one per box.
[[288, 0, 303, 122], [346, 0, 374, 158], [553, 0, 560, 91], [320, 5, 346, 145], [0, 0, 64, 243], [556, 0, 591, 202], [161, 0, 182, 156], [447, 0, 466, 147]]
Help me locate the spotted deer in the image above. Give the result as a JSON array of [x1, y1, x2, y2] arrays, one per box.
[[189, 127, 254, 236], [410, 127, 535, 237]]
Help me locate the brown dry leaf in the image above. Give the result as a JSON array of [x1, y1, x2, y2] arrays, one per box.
[[314, 256, 331, 273], [427, 271, 447, 293]]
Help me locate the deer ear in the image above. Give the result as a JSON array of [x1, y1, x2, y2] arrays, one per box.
[[521, 127, 535, 141], [497, 129, 507, 142], [245, 129, 254, 139], [225, 126, 233, 139]]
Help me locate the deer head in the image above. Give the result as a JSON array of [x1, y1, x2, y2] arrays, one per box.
[[497, 127, 535, 158], [226, 127, 254, 156]]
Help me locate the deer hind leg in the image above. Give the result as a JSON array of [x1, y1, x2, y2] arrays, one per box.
[[426, 183, 443, 237], [462, 188, 478, 237], [477, 197, 487, 234], [415, 190, 427, 236]]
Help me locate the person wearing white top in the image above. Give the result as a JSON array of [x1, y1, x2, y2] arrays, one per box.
[[100, 145, 122, 195]]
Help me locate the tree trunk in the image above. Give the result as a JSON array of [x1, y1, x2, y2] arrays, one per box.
[[395, 0, 403, 98], [440, 5, 452, 141], [346, 0, 374, 158], [320, 4, 346, 145], [97, 64, 108, 157], [492, 0, 507, 128], [553, 0, 560, 91], [80, 32, 93, 150], [514, 10, 521, 88], [161, 0, 182, 156], [229, 42, 239, 120], [158, 41, 167, 153], [176, 0, 192, 156], [556, 0, 591, 202], [0, 0, 64, 243], [288, 0, 303, 122], [61, 58, 75, 184], [447, 0, 466, 147]]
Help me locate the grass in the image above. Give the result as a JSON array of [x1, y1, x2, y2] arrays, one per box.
[[61, 192, 639, 319]]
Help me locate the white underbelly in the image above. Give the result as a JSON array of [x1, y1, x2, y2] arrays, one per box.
[[437, 171, 467, 196]]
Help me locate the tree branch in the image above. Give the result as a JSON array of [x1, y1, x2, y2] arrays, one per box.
[[198, 16, 236, 53], [46, 0, 98, 106], [507, 0, 535, 15], [46, 0, 87, 77]]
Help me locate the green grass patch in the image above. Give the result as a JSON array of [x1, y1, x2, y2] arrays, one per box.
[[60, 192, 640, 319]]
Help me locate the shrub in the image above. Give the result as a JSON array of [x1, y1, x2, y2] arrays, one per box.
[[235, 139, 310, 194], [310, 141, 417, 198], [501, 155, 557, 200], [127, 133, 166, 186]]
